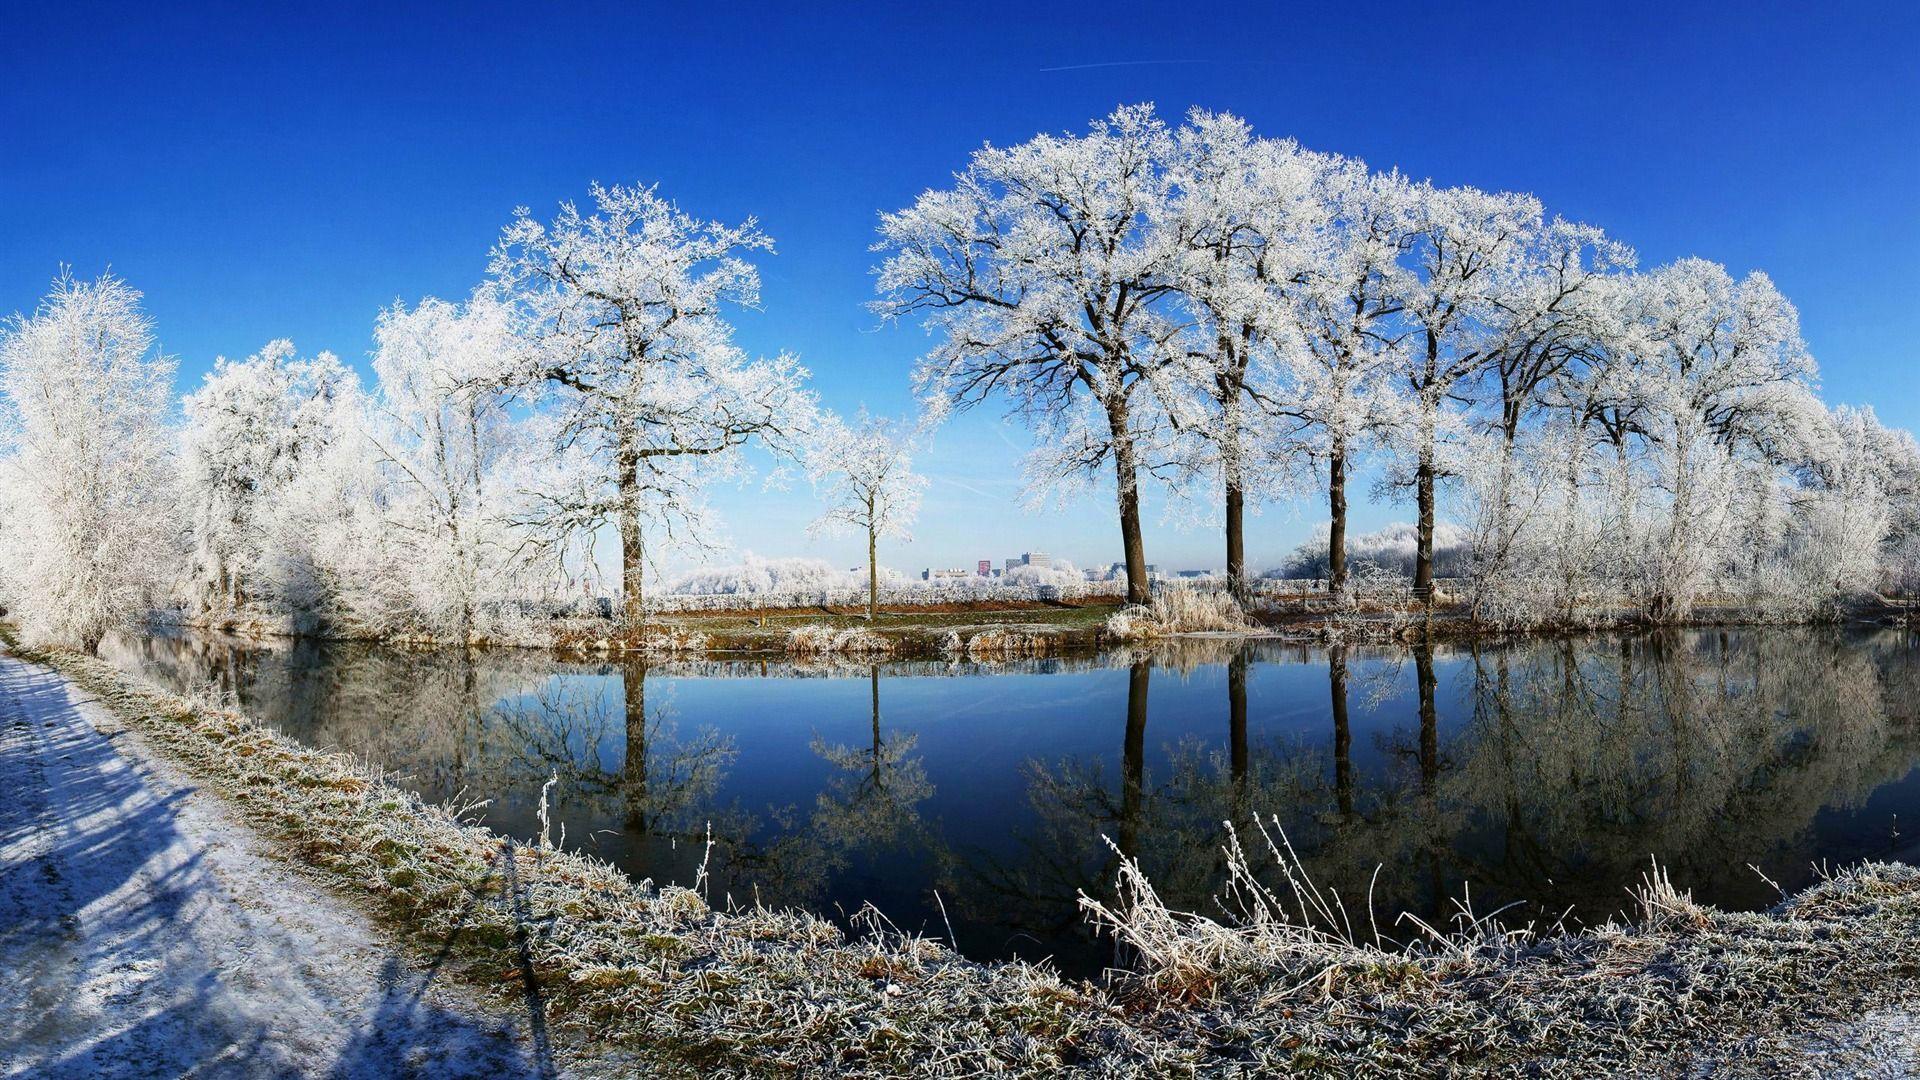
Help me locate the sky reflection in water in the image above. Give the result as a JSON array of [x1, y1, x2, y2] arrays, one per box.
[[103, 627, 1920, 976]]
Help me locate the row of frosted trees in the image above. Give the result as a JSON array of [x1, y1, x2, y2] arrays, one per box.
[[872, 104, 1920, 618], [3, 103, 1918, 652]]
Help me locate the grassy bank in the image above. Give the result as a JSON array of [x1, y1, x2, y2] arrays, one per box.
[[14, 632, 1920, 1076], [173, 591, 1918, 659], [557, 602, 1120, 657]]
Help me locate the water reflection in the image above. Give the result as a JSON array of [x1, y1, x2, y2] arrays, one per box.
[[101, 627, 1920, 975]]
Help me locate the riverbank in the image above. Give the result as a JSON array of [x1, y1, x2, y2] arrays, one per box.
[[169, 592, 1919, 660], [9, 629, 1920, 1076]]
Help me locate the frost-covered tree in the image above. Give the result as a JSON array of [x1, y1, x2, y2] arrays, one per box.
[[261, 397, 406, 630], [664, 554, 861, 597], [874, 104, 1188, 605], [369, 294, 532, 639], [1786, 405, 1897, 602], [1271, 520, 1470, 581], [0, 272, 178, 652], [1161, 111, 1322, 602], [805, 410, 926, 620], [488, 183, 817, 625], [181, 340, 356, 615], [1463, 220, 1634, 613], [1267, 159, 1416, 595], [1625, 259, 1817, 620], [1388, 183, 1541, 600]]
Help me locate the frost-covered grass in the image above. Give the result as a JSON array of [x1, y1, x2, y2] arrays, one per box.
[[18, 631, 1920, 1076], [1104, 588, 1253, 640], [549, 623, 712, 655], [943, 627, 1066, 658], [784, 623, 896, 656]]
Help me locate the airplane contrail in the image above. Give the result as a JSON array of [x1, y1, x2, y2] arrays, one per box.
[[1037, 59, 1210, 73]]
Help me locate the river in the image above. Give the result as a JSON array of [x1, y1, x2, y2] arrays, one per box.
[[100, 626, 1920, 976]]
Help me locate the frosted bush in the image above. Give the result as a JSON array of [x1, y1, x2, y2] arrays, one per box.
[[1106, 588, 1252, 640], [785, 624, 895, 656]]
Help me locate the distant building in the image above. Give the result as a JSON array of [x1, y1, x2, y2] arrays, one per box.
[[923, 567, 971, 581], [977, 559, 992, 577]]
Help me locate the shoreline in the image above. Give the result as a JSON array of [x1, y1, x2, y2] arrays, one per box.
[[155, 596, 1919, 661], [12, 627, 1920, 1075]]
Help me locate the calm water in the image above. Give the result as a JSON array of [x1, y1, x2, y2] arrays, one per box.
[[101, 627, 1920, 975]]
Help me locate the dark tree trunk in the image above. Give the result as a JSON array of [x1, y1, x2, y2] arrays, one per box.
[[1225, 477, 1246, 605], [1221, 386, 1248, 605], [1415, 640, 1444, 915], [1330, 643, 1353, 818], [869, 665, 883, 782], [1228, 649, 1249, 804], [1328, 437, 1349, 595], [1109, 399, 1151, 605], [1119, 658, 1150, 862], [1414, 445, 1436, 603], [1416, 644, 1438, 796], [617, 441, 645, 629], [622, 665, 648, 832], [1111, 656, 1152, 971], [867, 519, 880, 622]]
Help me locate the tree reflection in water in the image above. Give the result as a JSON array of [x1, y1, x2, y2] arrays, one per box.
[[97, 626, 1920, 973]]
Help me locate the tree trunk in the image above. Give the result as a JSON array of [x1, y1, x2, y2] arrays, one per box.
[[869, 665, 883, 782], [1114, 656, 1151, 971], [1227, 649, 1249, 818], [1328, 436, 1349, 596], [617, 440, 644, 628], [1221, 394, 1247, 605], [1109, 398, 1151, 606], [1225, 477, 1246, 606], [1119, 658, 1150, 861], [867, 518, 879, 622], [1416, 643, 1438, 796], [622, 665, 648, 832], [1414, 415, 1436, 604], [1329, 643, 1353, 817]]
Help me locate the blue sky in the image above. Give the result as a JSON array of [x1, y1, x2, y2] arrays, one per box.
[[4, 1, 1916, 576]]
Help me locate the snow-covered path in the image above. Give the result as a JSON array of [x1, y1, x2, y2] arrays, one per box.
[[0, 650, 570, 1079]]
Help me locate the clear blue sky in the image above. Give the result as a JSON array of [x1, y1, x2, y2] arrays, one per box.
[[4, 1, 1916, 576]]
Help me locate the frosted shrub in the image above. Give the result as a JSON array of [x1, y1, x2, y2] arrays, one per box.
[[954, 627, 1060, 658], [786, 624, 895, 656], [1106, 587, 1252, 641], [0, 273, 178, 652]]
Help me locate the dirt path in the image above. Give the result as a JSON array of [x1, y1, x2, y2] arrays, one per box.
[[0, 650, 587, 1079]]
